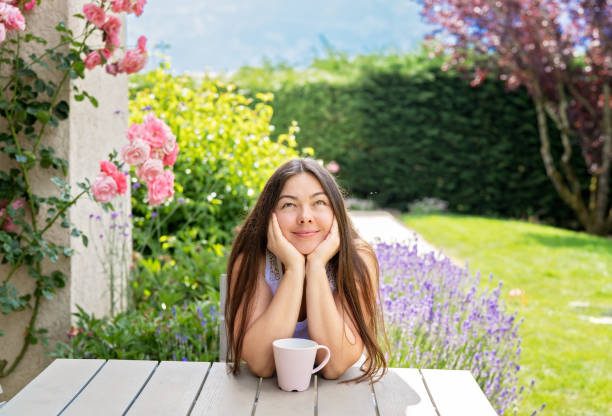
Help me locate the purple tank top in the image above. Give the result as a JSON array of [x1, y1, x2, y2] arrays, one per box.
[[264, 250, 336, 339]]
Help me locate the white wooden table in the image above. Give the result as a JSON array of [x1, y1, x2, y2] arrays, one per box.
[[0, 359, 497, 415]]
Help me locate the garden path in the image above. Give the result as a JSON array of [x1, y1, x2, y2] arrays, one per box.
[[348, 210, 441, 257]]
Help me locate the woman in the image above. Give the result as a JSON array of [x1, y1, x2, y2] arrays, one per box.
[[225, 158, 387, 382]]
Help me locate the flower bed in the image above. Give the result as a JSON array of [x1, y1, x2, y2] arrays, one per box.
[[376, 242, 524, 414]]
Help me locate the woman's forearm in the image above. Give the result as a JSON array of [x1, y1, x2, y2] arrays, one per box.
[[305, 262, 362, 379], [242, 266, 305, 377]]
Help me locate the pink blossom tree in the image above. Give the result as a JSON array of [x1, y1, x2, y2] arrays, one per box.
[[417, 0, 612, 235]]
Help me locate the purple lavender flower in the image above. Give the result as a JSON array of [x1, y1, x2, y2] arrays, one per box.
[[178, 197, 185, 204], [182, 357, 188, 362], [376, 242, 523, 415], [151, 212, 157, 218], [111, 212, 119, 219], [141, 106, 153, 111]]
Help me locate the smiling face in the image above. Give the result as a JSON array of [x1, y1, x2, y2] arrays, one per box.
[[274, 172, 334, 255]]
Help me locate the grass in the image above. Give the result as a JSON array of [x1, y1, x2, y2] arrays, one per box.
[[400, 213, 612, 416]]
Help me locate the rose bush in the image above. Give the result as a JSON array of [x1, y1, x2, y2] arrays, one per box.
[[0, 0, 162, 378]]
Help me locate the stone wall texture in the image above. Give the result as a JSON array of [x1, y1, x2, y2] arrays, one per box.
[[0, 0, 130, 400]]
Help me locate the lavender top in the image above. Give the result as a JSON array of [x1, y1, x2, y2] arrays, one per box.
[[264, 249, 336, 339]]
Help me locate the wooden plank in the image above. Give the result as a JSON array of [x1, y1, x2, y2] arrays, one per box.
[[317, 366, 376, 415], [420, 369, 497, 416], [127, 361, 210, 416], [255, 373, 314, 415], [372, 368, 437, 416], [0, 359, 104, 415], [190, 362, 259, 416], [61, 359, 157, 416]]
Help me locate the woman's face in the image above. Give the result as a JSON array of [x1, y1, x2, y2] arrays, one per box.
[[274, 172, 334, 255]]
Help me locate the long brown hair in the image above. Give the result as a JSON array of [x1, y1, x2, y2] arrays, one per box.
[[225, 158, 388, 383]]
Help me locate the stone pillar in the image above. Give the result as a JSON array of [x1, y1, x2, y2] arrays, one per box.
[[0, 0, 130, 399]]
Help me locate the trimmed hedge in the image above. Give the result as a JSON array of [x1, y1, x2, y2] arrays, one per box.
[[232, 53, 589, 228]]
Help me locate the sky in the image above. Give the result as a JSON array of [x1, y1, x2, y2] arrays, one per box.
[[126, 0, 433, 74]]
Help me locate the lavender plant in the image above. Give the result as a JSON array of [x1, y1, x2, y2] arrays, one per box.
[[376, 242, 525, 415], [88, 199, 131, 317]]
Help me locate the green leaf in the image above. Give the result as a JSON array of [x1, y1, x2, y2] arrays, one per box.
[[53, 101, 69, 120], [87, 95, 99, 108], [35, 110, 51, 124], [34, 79, 46, 92], [73, 61, 85, 78], [50, 177, 65, 187], [82, 234, 88, 247]]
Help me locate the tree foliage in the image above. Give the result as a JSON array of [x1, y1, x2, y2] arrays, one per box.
[[417, 0, 612, 235]]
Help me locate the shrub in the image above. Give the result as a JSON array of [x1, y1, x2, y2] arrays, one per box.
[[231, 51, 589, 229], [376, 242, 524, 415], [128, 64, 302, 254], [53, 301, 220, 362]]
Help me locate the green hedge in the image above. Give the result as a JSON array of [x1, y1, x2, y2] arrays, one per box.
[[232, 53, 589, 227]]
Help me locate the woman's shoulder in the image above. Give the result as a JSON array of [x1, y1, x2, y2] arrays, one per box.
[[231, 251, 267, 279], [353, 237, 375, 256]]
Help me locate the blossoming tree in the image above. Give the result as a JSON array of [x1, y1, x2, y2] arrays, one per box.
[[417, 0, 612, 235]]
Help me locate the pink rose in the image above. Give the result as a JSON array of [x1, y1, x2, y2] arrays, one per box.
[[83, 4, 106, 28], [0, 199, 25, 233], [137, 158, 163, 183], [24, 0, 36, 11], [11, 198, 25, 212], [111, 0, 146, 16], [92, 173, 118, 203], [112, 171, 128, 194], [105, 62, 119, 76], [0, 4, 25, 31], [149, 147, 165, 160], [133, 0, 146, 17], [117, 46, 147, 74], [147, 170, 174, 206], [325, 161, 340, 173], [100, 160, 118, 176], [126, 122, 147, 141], [162, 136, 176, 155], [84, 51, 101, 70], [143, 115, 172, 149], [0, 208, 17, 233], [84, 48, 111, 70], [137, 35, 146, 52], [110, 0, 128, 13], [163, 142, 179, 167], [121, 138, 150, 165], [102, 15, 121, 48]]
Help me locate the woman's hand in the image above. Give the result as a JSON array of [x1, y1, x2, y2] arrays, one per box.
[[307, 217, 340, 268], [267, 213, 305, 273]]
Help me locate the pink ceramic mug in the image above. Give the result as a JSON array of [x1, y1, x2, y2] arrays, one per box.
[[272, 338, 331, 392]]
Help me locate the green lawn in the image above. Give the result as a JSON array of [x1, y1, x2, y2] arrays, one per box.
[[401, 214, 612, 416]]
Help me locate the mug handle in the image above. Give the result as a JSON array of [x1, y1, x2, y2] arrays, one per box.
[[311, 345, 331, 374]]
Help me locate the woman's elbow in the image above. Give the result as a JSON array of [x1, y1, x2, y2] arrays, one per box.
[[320, 361, 350, 380], [247, 360, 276, 378]]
